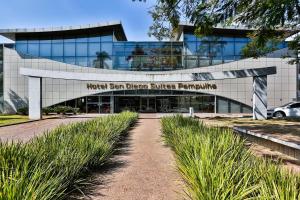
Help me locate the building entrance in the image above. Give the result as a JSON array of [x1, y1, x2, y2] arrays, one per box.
[[114, 95, 215, 113], [140, 97, 156, 112]]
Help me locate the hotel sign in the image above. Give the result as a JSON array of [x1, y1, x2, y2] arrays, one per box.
[[87, 83, 217, 90]]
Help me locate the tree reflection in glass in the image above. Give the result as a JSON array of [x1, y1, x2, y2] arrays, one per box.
[[93, 51, 111, 68]]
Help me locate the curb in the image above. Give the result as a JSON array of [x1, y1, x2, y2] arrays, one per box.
[[233, 126, 300, 160]]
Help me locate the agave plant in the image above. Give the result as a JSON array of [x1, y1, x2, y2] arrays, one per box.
[[161, 115, 300, 200], [0, 111, 138, 200]]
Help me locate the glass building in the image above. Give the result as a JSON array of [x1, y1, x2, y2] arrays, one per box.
[[0, 21, 297, 115]]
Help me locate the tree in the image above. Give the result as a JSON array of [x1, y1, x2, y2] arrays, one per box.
[[148, 0, 300, 63]]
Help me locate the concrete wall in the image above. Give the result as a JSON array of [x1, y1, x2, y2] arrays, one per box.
[[3, 47, 297, 113]]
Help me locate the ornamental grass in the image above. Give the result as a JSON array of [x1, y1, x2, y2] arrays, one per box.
[[0, 111, 138, 200], [161, 115, 300, 200]]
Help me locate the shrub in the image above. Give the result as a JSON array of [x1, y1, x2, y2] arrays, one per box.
[[17, 106, 28, 115], [43, 106, 80, 115], [161, 115, 300, 200], [0, 111, 138, 199]]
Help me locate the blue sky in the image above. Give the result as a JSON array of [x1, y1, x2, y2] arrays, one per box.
[[0, 0, 157, 43]]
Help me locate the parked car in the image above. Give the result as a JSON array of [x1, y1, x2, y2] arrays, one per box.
[[267, 102, 300, 118]]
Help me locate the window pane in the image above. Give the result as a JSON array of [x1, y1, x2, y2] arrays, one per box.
[[76, 37, 88, 42], [76, 43, 87, 56], [40, 43, 51, 57], [64, 57, 76, 65], [88, 36, 101, 42], [52, 43, 63, 56], [28, 43, 39, 56], [184, 34, 197, 41], [230, 101, 241, 113], [223, 42, 235, 56], [88, 43, 100, 56], [101, 42, 112, 55], [235, 42, 247, 55], [185, 42, 197, 54], [76, 57, 88, 67], [101, 35, 113, 42], [64, 43, 75, 56], [16, 43, 28, 54], [64, 38, 76, 43], [217, 98, 229, 113]]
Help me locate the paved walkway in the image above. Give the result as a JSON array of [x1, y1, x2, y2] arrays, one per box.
[[0, 114, 100, 142], [87, 118, 182, 200]]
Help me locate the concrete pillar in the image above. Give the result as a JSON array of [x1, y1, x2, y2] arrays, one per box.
[[110, 96, 114, 113], [28, 76, 42, 120], [253, 76, 267, 120]]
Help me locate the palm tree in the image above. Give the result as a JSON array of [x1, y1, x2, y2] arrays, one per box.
[[94, 51, 111, 69]]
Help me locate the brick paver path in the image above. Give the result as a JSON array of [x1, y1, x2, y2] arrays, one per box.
[[86, 117, 182, 200], [0, 114, 99, 142]]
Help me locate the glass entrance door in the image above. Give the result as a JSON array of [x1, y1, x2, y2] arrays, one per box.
[[140, 97, 156, 112]]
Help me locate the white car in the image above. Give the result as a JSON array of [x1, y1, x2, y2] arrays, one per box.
[[268, 102, 300, 118]]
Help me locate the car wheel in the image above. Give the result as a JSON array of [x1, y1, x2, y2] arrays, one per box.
[[274, 111, 286, 118]]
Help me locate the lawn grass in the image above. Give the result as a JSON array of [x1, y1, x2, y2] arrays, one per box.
[[0, 111, 138, 200], [0, 114, 29, 126], [161, 115, 300, 200]]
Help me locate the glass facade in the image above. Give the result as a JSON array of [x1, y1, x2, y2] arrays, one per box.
[[0, 45, 3, 113], [14, 31, 287, 71], [183, 34, 287, 68], [15, 34, 114, 68], [54, 90, 252, 114]]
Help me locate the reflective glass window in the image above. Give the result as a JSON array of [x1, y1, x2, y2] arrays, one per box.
[[223, 42, 235, 56], [89, 57, 100, 68], [64, 43, 75, 56], [40, 43, 51, 57], [101, 35, 113, 42], [88, 43, 100, 56], [52, 43, 63, 56], [222, 37, 235, 42], [64, 38, 76, 43], [28, 43, 39, 56], [76, 43, 87, 56], [52, 57, 64, 62], [197, 42, 209, 56], [40, 40, 52, 44], [185, 42, 197, 54], [230, 101, 241, 113], [235, 42, 247, 55], [52, 39, 64, 43], [235, 37, 249, 42], [64, 57, 76, 65], [16, 40, 27, 44], [88, 36, 101, 42], [210, 42, 223, 57], [16, 43, 28, 54], [101, 42, 112, 55], [217, 98, 229, 113], [76, 57, 88, 67], [184, 34, 197, 41], [76, 37, 88, 42]]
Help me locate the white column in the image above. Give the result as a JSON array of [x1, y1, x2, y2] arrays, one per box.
[[253, 76, 267, 120], [28, 76, 42, 120]]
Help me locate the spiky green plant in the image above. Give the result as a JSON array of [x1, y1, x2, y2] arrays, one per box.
[[161, 115, 300, 200], [0, 111, 138, 200]]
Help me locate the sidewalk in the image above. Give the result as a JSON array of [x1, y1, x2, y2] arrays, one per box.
[[86, 118, 182, 200]]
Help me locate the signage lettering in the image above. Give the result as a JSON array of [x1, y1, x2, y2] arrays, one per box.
[[87, 83, 217, 90]]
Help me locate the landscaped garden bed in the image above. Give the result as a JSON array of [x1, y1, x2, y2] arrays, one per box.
[[161, 115, 300, 199], [0, 111, 138, 199]]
